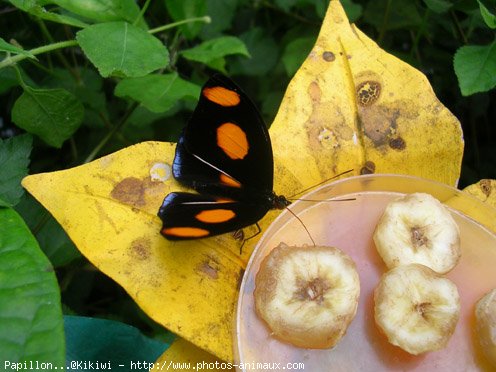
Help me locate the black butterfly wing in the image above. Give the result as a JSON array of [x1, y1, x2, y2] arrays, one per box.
[[171, 136, 239, 200], [174, 74, 274, 196], [158, 75, 277, 240], [158, 192, 270, 239]]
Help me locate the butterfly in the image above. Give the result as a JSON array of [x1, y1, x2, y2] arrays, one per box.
[[157, 74, 290, 242]]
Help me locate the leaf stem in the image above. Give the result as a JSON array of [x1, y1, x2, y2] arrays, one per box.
[[378, 0, 393, 45], [260, 0, 317, 25], [134, 0, 152, 26], [69, 137, 78, 163], [410, 8, 431, 63], [0, 40, 78, 70], [149, 16, 211, 35], [450, 10, 468, 44], [0, 16, 211, 70], [37, 19, 81, 82], [13, 65, 29, 90], [168, 30, 182, 69], [84, 103, 138, 163]]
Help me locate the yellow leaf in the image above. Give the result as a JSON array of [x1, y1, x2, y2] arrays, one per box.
[[151, 338, 234, 371], [22, 0, 464, 363], [22, 142, 245, 362], [463, 179, 496, 208], [457, 179, 496, 233], [271, 0, 463, 197]]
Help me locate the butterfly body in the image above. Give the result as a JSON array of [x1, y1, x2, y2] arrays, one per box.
[[158, 74, 289, 240]]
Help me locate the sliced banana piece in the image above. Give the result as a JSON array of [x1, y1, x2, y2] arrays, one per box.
[[374, 263, 460, 355], [475, 289, 496, 366], [254, 243, 360, 349], [373, 192, 461, 274]]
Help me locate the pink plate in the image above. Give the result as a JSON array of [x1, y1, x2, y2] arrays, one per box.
[[235, 175, 496, 371]]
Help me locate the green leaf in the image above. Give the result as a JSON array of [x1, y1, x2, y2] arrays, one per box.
[[43, 68, 108, 130], [423, 0, 453, 13], [115, 73, 200, 113], [275, 0, 298, 12], [0, 37, 36, 59], [0, 67, 35, 94], [180, 36, 249, 72], [0, 134, 32, 207], [341, 0, 364, 22], [364, 0, 422, 30], [45, 68, 106, 110], [312, 0, 331, 18], [76, 22, 169, 78], [0, 208, 64, 364], [125, 107, 171, 141], [127, 106, 178, 128], [50, 0, 142, 24], [231, 28, 279, 76], [11, 86, 84, 148], [165, 0, 207, 39], [478, 0, 496, 28], [0, 68, 18, 93], [201, 0, 238, 39], [15, 195, 80, 267], [282, 36, 315, 77], [9, 0, 88, 28], [454, 41, 496, 96], [65, 316, 169, 366]]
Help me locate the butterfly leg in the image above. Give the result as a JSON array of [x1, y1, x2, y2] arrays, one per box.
[[232, 229, 244, 242], [239, 223, 262, 254]]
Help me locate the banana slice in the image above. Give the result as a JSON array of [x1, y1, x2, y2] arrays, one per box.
[[373, 192, 461, 274], [254, 243, 360, 349], [374, 263, 460, 355], [475, 289, 496, 366]]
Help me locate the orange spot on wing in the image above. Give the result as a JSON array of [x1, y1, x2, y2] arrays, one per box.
[[195, 209, 236, 223], [162, 227, 209, 238], [217, 122, 249, 160], [220, 173, 242, 188], [216, 197, 235, 203], [203, 86, 240, 107]]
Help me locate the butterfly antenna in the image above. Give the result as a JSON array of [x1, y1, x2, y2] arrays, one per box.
[[289, 197, 356, 202], [285, 206, 315, 247], [289, 169, 354, 198]]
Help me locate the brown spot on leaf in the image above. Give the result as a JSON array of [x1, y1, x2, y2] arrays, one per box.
[[389, 136, 406, 150], [198, 262, 218, 279], [130, 237, 151, 260], [360, 161, 376, 174], [197, 255, 220, 280], [480, 179, 492, 197], [358, 99, 419, 149], [308, 81, 321, 102], [322, 51, 335, 62], [356, 81, 381, 106], [109, 174, 166, 211], [303, 81, 353, 180], [360, 106, 400, 146], [111, 177, 146, 207], [94, 200, 119, 233]]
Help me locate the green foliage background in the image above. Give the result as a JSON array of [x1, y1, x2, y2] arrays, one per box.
[[0, 0, 495, 364]]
